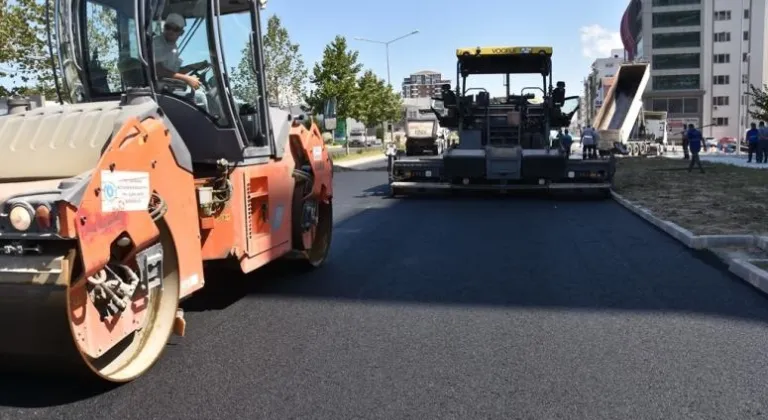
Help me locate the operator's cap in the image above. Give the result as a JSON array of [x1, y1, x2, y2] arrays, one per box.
[[165, 13, 186, 29]]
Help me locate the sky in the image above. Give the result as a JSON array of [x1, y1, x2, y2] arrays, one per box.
[[2, 0, 629, 102], [260, 0, 630, 99]]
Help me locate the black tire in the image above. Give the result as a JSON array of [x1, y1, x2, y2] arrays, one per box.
[[291, 180, 333, 269]]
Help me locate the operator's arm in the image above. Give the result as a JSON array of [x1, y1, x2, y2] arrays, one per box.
[[153, 37, 199, 89]]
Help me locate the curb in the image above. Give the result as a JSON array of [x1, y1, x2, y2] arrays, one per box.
[[611, 191, 768, 295], [332, 154, 386, 169]]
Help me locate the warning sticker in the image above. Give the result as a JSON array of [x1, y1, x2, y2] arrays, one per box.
[[101, 170, 151, 212], [312, 146, 323, 161]]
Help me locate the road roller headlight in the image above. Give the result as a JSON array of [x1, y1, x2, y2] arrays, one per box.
[[9, 204, 34, 231]]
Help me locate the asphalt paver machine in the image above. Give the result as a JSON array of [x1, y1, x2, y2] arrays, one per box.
[[389, 46, 616, 196], [0, 0, 337, 382]]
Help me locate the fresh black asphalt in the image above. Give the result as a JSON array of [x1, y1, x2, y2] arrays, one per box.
[[2, 165, 768, 419]]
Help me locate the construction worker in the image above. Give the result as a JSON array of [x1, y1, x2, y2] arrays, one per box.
[[746, 122, 760, 163], [680, 128, 690, 160], [686, 123, 704, 173], [561, 128, 574, 158], [758, 121, 768, 164], [582, 125, 596, 160], [153, 13, 200, 90]]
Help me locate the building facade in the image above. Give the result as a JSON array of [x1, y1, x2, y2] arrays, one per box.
[[621, 0, 768, 139], [401, 71, 451, 99], [581, 49, 624, 126]]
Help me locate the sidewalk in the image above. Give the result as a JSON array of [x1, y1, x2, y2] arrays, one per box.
[[662, 151, 768, 169]]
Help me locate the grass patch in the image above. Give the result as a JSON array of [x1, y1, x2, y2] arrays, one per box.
[[330, 148, 384, 162], [613, 157, 768, 236], [751, 261, 768, 270]]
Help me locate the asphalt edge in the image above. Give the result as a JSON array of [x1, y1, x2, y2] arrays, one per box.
[[611, 191, 768, 295]]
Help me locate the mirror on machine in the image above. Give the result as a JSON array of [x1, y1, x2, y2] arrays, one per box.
[[322, 98, 338, 132]]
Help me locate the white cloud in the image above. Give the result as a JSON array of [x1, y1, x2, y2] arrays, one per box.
[[579, 24, 623, 59]]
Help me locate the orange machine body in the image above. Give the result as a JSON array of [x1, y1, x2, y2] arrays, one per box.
[[52, 114, 332, 360]]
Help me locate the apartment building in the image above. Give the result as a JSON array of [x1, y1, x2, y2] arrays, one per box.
[[401, 71, 451, 99], [581, 49, 624, 126], [621, 0, 768, 138]]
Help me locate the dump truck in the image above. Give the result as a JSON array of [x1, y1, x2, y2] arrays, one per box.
[[0, 0, 337, 382], [405, 118, 444, 156], [591, 62, 666, 156], [389, 46, 615, 196]]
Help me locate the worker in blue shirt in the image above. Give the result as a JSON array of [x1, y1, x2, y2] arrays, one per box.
[[746, 122, 760, 163], [686, 123, 704, 173], [561, 128, 573, 158], [758, 121, 768, 164]]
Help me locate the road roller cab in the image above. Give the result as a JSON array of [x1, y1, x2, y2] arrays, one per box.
[[0, 0, 337, 382]]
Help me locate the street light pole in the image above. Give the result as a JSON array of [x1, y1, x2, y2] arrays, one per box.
[[354, 30, 419, 145]]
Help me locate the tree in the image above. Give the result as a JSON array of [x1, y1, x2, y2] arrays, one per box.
[[230, 15, 307, 108], [747, 84, 768, 122], [230, 40, 258, 103], [353, 69, 401, 128], [305, 35, 362, 119], [0, 0, 57, 98], [262, 15, 307, 107]]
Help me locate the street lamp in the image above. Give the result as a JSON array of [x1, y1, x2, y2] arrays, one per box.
[[354, 30, 419, 146], [354, 30, 419, 86]]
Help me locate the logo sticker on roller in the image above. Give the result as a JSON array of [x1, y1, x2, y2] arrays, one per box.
[[101, 170, 151, 212]]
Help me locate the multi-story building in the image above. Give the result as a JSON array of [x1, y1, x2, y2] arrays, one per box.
[[401, 71, 451, 99], [581, 49, 624, 126], [621, 0, 768, 139]]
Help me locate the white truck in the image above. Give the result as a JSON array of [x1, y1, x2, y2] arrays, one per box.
[[591, 62, 667, 156]]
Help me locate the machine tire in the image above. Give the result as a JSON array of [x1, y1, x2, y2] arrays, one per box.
[[304, 199, 333, 268], [81, 220, 181, 382], [291, 179, 333, 269]]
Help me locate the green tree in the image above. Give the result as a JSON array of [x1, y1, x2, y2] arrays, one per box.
[[230, 15, 308, 108], [230, 40, 258, 103], [747, 84, 768, 122], [353, 69, 401, 128], [0, 0, 57, 98], [305, 35, 362, 119], [262, 15, 307, 107]]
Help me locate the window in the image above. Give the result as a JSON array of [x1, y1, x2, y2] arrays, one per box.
[[83, 0, 145, 97], [742, 95, 750, 105], [151, 8, 232, 127], [742, 74, 749, 84], [652, 99, 667, 111], [713, 32, 731, 42], [653, 74, 700, 90], [683, 97, 699, 113], [652, 53, 700, 69], [714, 10, 731, 21], [668, 98, 683, 113], [713, 75, 730, 85], [744, 9, 750, 18], [713, 96, 729, 106], [743, 52, 749, 62], [652, 11, 701, 28], [652, 32, 700, 48], [713, 54, 730, 64], [652, 0, 699, 5], [649, 97, 699, 113], [713, 117, 729, 126], [743, 31, 749, 41]]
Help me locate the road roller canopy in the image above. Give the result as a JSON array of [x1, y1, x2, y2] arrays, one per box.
[[456, 46, 553, 76]]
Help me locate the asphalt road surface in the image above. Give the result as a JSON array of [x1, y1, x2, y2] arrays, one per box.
[[3, 166, 768, 419]]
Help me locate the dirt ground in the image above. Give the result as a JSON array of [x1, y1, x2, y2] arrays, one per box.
[[613, 157, 768, 235]]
